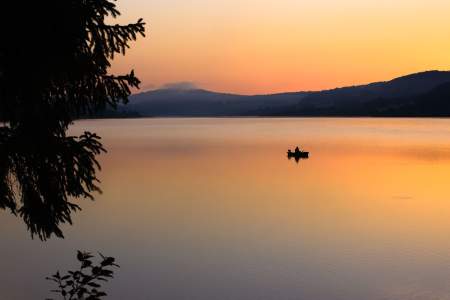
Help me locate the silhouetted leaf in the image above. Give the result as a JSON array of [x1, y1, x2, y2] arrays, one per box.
[[47, 251, 119, 299]]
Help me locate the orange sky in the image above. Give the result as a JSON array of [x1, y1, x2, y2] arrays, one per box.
[[110, 0, 450, 95]]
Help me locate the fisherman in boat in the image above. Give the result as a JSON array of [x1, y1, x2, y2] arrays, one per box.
[[287, 146, 309, 160]]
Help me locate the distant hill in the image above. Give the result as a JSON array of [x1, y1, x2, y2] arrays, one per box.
[[264, 70, 450, 116], [365, 82, 450, 117], [128, 88, 308, 116], [121, 70, 450, 117]]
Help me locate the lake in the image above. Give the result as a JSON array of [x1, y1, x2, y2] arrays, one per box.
[[2, 118, 450, 299]]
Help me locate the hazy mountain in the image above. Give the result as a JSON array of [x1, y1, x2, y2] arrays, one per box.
[[128, 88, 308, 116], [124, 70, 450, 117]]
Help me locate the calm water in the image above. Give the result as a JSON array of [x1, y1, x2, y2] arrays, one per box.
[[2, 118, 450, 299]]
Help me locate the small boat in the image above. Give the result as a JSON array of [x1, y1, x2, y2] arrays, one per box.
[[287, 148, 309, 159]]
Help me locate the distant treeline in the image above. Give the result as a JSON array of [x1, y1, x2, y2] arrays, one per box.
[[81, 108, 142, 119]]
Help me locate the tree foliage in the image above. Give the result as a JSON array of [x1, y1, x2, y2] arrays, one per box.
[[46, 251, 119, 300], [0, 128, 106, 239], [0, 0, 145, 239], [0, 0, 145, 130]]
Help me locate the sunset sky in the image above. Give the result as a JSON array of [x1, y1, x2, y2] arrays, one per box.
[[111, 0, 450, 94]]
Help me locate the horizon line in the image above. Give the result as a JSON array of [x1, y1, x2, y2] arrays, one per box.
[[133, 69, 450, 97]]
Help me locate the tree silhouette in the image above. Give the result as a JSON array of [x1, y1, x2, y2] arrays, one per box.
[[0, 0, 145, 239]]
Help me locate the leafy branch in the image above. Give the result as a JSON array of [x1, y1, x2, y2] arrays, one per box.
[[46, 251, 119, 300]]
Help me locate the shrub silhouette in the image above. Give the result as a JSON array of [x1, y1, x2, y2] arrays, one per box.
[[0, 0, 145, 239], [46, 251, 119, 300]]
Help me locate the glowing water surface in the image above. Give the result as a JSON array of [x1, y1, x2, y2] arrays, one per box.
[[2, 118, 450, 300]]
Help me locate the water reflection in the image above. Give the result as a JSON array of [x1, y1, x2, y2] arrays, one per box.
[[287, 154, 309, 163], [2, 118, 450, 299]]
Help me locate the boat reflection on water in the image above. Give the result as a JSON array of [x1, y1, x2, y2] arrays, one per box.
[[287, 146, 309, 163]]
